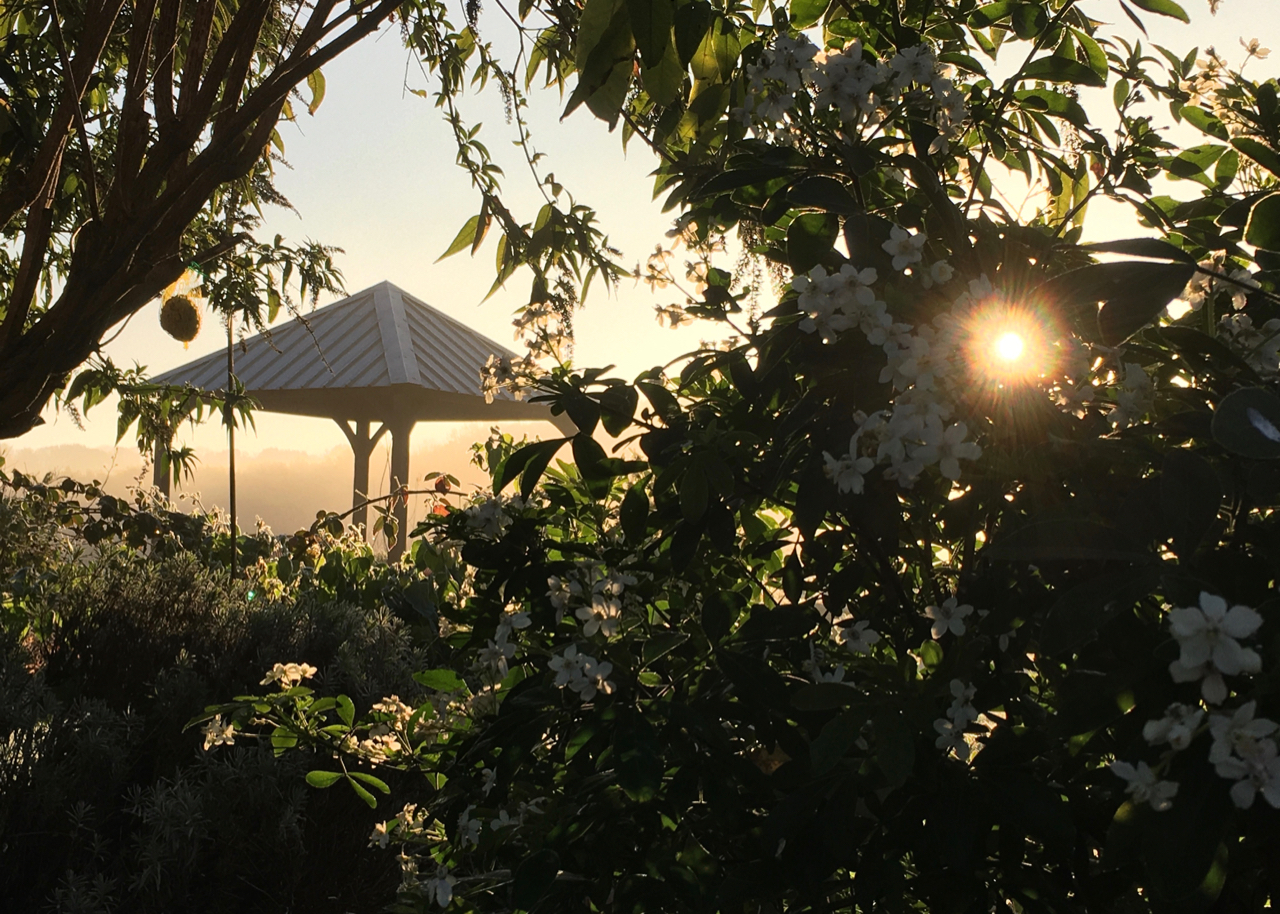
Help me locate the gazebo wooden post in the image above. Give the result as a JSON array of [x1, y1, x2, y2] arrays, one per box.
[[388, 417, 414, 561], [338, 419, 388, 538]]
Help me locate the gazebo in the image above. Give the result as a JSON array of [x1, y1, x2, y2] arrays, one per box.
[[153, 280, 570, 556]]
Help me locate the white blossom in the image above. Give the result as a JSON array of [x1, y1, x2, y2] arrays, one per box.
[[919, 260, 955, 289], [576, 593, 623, 638], [924, 596, 974, 639], [456, 806, 482, 848], [823, 449, 875, 494], [260, 662, 318, 689], [1107, 362, 1154, 429], [837, 619, 881, 655], [576, 656, 616, 700], [881, 225, 927, 271], [1209, 701, 1280, 806], [1167, 592, 1263, 704], [890, 44, 937, 89], [947, 679, 978, 726], [1143, 702, 1205, 751], [934, 718, 972, 761], [202, 714, 235, 751], [1111, 760, 1178, 811], [423, 864, 456, 908]]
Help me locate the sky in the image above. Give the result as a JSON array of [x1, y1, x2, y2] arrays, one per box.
[[3, 0, 1275, 533]]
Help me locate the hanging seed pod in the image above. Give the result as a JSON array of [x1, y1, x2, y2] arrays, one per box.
[[161, 294, 202, 344]]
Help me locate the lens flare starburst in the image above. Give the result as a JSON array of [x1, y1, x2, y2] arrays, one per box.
[[965, 305, 1049, 385]]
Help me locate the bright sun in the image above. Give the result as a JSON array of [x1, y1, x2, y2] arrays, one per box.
[[965, 305, 1048, 384], [993, 331, 1025, 362]]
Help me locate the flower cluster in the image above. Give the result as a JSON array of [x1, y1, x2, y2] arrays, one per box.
[[260, 661, 318, 689], [1115, 594, 1269, 812], [1179, 255, 1259, 313], [795, 263, 984, 486], [1210, 702, 1280, 809], [479, 353, 538, 404], [1219, 312, 1280, 376], [462, 493, 525, 539], [547, 565, 639, 634], [735, 36, 968, 154], [801, 643, 846, 684], [1168, 591, 1262, 704], [201, 714, 235, 751], [934, 679, 979, 761], [548, 644, 616, 701], [477, 607, 531, 681], [1106, 362, 1154, 430]]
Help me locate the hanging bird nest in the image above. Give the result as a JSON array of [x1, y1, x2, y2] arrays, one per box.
[[160, 295, 202, 343], [159, 269, 205, 346]]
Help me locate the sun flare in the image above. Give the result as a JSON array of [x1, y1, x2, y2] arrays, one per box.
[[993, 331, 1025, 363], [966, 305, 1049, 384]]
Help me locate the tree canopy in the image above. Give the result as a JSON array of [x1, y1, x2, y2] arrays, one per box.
[[0, 0, 441, 440]]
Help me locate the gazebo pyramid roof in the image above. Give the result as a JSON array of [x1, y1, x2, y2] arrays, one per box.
[[154, 280, 557, 426]]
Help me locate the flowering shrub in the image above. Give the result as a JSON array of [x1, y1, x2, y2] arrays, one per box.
[[206, 0, 1280, 912]]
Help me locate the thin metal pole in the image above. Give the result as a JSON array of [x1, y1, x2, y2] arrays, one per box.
[[226, 314, 237, 580]]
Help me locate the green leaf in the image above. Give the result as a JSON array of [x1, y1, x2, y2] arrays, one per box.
[[614, 713, 663, 801], [642, 631, 689, 665], [347, 777, 378, 808], [1020, 56, 1107, 87], [1079, 238, 1195, 264], [673, 0, 712, 66], [680, 464, 709, 522], [305, 68, 326, 115], [512, 849, 561, 911], [1011, 3, 1049, 40], [1015, 88, 1089, 128], [1178, 105, 1229, 141], [786, 212, 839, 274], [986, 519, 1156, 563], [336, 694, 355, 726], [1233, 137, 1280, 177], [1095, 263, 1196, 345], [1036, 260, 1194, 344], [1211, 387, 1280, 459], [789, 0, 830, 30], [967, 0, 1015, 28], [575, 0, 624, 72], [1245, 192, 1280, 251], [627, 0, 673, 68], [811, 709, 864, 775], [620, 483, 650, 542], [1161, 451, 1222, 559], [1039, 568, 1160, 656], [497, 437, 570, 494], [413, 669, 468, 692], [598, 384, 639, 436], [640, 41, 685, 106], [436, 214, 482, 262], [349, 772, 391, 794], [873, 709, 915, 788], [306, 770, 344, 788], [689, 17, 739, 83], [1073, 29, 1108, 82], [1127, 0, 1189, 22]]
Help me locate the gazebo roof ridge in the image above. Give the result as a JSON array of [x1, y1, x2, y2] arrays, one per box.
[[152, 279, 544, 425]]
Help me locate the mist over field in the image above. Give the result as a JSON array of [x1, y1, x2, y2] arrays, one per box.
[[1, 427, 502, 538]]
